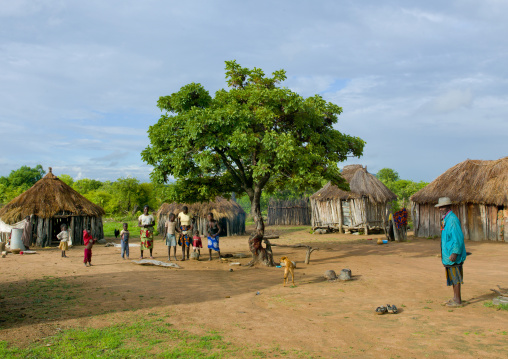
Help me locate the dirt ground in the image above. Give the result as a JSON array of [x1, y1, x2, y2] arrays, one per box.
[[1, 225, 507, 358]]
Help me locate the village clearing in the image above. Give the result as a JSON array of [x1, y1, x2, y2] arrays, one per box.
[[0, 225, 507, 358]]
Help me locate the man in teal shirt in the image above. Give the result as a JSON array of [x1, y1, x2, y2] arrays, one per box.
[[436, 197, 467, 307]]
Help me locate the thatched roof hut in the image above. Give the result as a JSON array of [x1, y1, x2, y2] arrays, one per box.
[[310, 165, 397, 233], [157, 197, 245, 237], [0, 168, 105, 246], [411, 157, 508, 241]]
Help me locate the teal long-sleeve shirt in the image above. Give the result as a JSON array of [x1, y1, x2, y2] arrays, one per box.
[[441, 211, 467, 266]]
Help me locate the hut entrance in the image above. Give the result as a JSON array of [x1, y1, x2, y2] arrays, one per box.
[[341, 201, 351, 226], [467, 204, 483, 241], [50, 217, 71, 246]]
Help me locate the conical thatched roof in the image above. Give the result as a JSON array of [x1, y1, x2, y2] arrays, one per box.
[[0, 168, 105, 224], [410, 157, 508, 206], [310, 165, 397, 203], [158, 197, 245, 220]]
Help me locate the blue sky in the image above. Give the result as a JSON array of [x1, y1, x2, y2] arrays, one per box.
[[1, 0, 507, 183]]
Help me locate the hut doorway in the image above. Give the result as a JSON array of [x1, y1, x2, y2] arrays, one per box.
[[467, 204, 483, 241], [50, 217, 70, 246], [341, 201, 351, 226]]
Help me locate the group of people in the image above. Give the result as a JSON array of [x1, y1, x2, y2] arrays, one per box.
[[162, 206, 222, 261], [117, 205, 222, 262], [55, 223, 96, 267], [53, 205, 223, 266]]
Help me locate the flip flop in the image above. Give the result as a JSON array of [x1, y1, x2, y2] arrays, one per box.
[[441, 299, 455, 306], [375, 306, 388, 315], [446, 301, 463, 308], [387, 304, 398, 314]]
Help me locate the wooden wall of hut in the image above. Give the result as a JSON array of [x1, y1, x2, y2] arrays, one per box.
[[411, 202, 507, 242], [32, 214, 104, 247], [311, 197, 388, 233], [157, 213, 245, 237], [267, 199, 311, 226]]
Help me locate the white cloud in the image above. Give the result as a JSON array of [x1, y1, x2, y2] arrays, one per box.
[[422, 89, 474, 113]]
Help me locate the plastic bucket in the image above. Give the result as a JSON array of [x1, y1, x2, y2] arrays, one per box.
[[10, 228, 26, 250], [382, 239, 388, 244]]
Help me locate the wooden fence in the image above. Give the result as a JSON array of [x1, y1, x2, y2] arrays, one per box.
[[267, 199, 311, 226]]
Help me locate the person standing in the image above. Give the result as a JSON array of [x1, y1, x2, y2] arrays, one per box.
[[163, 213, 179, 261], [21, 215, 32, 250], [57, 223, 70, 258], [83, 227, 96, 267], [177, 206, 193, 261], [119, 222, 130, 260], [436, 197, 467, 307], [206, 213, 221, 261], [138, 205, 155, 259]]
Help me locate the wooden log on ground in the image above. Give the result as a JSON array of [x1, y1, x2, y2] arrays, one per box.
[[271, 243, 320, 264], [263, 235, 279, 239]]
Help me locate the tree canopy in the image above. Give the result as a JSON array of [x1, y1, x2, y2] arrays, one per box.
[[0, 165, 46, 204], [142, 60, 365, 214], [142, 60, 365, 265]]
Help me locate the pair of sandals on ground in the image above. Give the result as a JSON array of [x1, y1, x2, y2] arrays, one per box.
[[375, 304, 398, 315]]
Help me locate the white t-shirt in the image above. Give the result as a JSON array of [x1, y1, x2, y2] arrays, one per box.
[[138, 214, 154, 228], [57, 230, 70, 243], [178, 212, 191, 226]]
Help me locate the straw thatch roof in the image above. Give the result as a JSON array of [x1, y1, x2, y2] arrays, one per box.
[[410, 157, 508, 206], [158, 196, 245, 220], [310, 165, 397, 203], [0, 168, 105, 224]]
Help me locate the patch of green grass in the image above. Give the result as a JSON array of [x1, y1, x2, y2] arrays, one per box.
[[483, 301, 508, 311], [102, 219, 142, 238], [0, 319, 307, 358]]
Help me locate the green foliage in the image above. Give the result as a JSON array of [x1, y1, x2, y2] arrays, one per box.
[[376, 168, 428, 210], [0, 165, 45, 203], [376, 168, 399, 183], [58, 174, 74, 186], [142, 60, 364, 216], [114, 177, 141, 212], [73, 178, 103, 194]]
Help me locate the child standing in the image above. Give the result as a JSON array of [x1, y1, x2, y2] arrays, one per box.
[[192, 230, 202, 257], [83, 228, 96, 267], [119, 223, 130, 260], [207, 213, 221, 261], [163, 213, 179, 261], [177, 206, 193, 261], [57, 224, 70, 258]]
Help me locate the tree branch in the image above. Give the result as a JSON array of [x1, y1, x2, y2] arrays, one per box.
[[215, 148, 245, 188]]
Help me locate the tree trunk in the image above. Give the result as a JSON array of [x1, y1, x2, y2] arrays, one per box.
[[247, 188, 274, 267]]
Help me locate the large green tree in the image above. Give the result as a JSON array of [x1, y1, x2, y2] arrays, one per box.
[[0, 165, 46, 203], [142, 61, 365, 265]]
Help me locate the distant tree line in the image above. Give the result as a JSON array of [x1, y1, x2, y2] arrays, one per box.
[[375, 168, 428, 211], [0, 165, 169, 217]]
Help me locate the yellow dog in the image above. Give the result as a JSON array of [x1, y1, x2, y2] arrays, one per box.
[[280, 256, 295, 287]]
